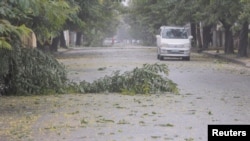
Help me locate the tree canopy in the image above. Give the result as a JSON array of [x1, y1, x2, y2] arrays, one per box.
[[0, 0, 125, 95], [126, 0, 250, 56], [0, 0, 124, 48], [0, 0, 79, 49], [73, 0, 122, 46]]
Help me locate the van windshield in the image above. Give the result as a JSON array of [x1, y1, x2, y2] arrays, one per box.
[[162, 29, 188, 39]]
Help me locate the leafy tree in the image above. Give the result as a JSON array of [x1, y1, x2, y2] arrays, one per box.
[[0, 0, 77, 47], [0, 0, 72, 95], [0, 19, 31, 50], [129, 0, 250, 56], [205, 0, 242, 54], [238, 21, 248, 57], [29, 0, 79, 51], [126, 0, 208, 46], [73, 0, 121, 46], [237, 0, 250, 57], [162, 0, 203, 48], [126, 0, 166, 45], [0, 0, 123, 95]]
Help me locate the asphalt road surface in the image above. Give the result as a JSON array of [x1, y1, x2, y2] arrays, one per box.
[[55, 46, 250, 141], [1, 46, 249, 141]]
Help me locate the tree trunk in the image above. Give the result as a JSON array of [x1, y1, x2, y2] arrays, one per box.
[[196, 23, 203, 50], [76, 32, 82, 46], [190, 22, 197, 47], [218, 30, 223, 47], [238, 21, 248, 57], [202, 25, 213, 49], [60, 31, 67, 48], [220, 20, 234, 54], [36, 41, 43, 50], [50, 36, 60, 52], [37, 41, 50, 52]]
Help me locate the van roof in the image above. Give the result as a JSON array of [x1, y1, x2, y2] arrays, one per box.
[[160, 26, 186, 29]]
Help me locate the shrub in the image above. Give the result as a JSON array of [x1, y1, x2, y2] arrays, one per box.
[[72, 63, 179, 94], [0, 48, 67, 95]]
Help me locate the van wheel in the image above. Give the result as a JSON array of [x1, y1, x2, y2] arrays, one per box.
[[182, 57, 190, 61], [157, 55, 163, 60]]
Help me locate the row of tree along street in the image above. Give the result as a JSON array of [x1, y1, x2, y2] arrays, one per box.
[[0, 0, 124, 51], [126, 0, 250, 57], [1, 0, 250, 95], [0, 0, 124, 95], [2, 0, 250, 55]]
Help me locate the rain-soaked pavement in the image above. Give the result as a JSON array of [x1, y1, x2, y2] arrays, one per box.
[[55, 46, 250, 141], [1, 46, 250, 141]]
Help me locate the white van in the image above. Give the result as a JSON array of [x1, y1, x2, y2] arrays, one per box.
[[156, 26, 192, 61]]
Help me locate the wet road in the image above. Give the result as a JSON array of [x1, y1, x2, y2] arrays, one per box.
[[56, 46, 250, 141]]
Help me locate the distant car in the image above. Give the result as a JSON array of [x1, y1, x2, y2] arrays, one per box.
[[156, 26, 193, 61], [103, 37, 118, 46]]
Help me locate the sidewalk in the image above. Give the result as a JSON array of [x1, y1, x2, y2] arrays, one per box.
[[202, 49, 250, 68]]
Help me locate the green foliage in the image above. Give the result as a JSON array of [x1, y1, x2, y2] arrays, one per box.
[[0, 38, 12, 50], [206, 0, 242, 25], [0, 0, 123, 47], [0, 19, 32, 50], [0, 48, 67, 95], [28, 0, 79, 42], [0, 1, 73, 95], [239, 0, 250, 22], [74, 0, 122, 46], [126, 0, 205, 45], [0, 0, 79, 44], [0, 0, 180, 96], [125, 0, 247, 48], [69, 63, 179, 95], [126, 0, 162, 45]]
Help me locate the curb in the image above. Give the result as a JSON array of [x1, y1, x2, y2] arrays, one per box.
[[202, 51, 250, 68], [53, 48, 74, 57]]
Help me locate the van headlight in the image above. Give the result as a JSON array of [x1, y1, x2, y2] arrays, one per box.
[[160, 44, 169, 47], [184, 50, 190, 53], [184, 43, 191, 48], [160, 48, 168, 53]]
